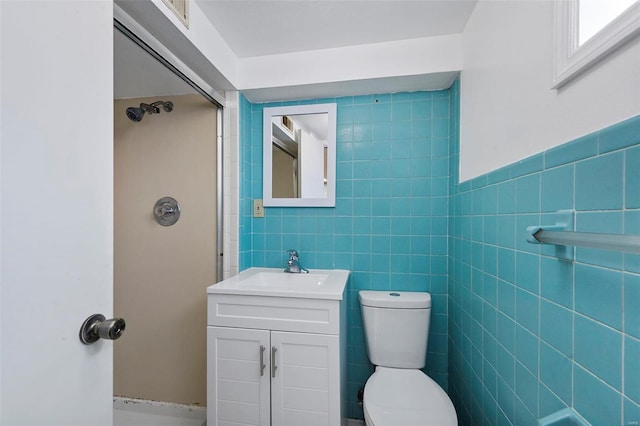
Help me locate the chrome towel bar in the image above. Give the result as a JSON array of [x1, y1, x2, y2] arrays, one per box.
[[526, 209, 640, 260], [529, 229, 640, 254]]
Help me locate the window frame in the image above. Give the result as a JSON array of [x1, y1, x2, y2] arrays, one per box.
[[553, 0, 640, 89]]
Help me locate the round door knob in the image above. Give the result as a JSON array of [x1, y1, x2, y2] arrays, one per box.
[[79, 314, 126, 345]]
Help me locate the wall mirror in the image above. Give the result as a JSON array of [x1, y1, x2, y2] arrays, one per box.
[[263, 103, 337, 207]]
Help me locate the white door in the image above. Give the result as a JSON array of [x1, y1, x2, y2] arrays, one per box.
[[207, 326, 271, 426], [270, 331, 340, 426], [1, 2, 114, 425]]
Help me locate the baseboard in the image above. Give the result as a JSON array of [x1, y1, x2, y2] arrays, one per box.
[[115, 397, 363, 426], [114, 396, 206, 425]]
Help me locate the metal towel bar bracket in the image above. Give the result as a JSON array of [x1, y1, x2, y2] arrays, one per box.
[[526, 210, 575, 261], [527, 209, 640, 261]]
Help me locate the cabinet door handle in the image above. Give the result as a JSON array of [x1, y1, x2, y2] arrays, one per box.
[[271, 346, 278, 378], [259, 345, 266, 377]]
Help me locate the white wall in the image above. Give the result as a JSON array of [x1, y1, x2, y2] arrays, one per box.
[[459, 0, 640, 181]]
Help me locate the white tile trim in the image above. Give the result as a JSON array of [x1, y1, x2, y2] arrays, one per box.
[[222, 90, 239, 279]]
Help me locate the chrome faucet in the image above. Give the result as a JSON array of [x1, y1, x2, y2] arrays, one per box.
[[284, 249, 309, 273]]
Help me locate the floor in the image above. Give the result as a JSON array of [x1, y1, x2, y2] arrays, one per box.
[[114, 398, 205, 426], [113, 397, 366, 426]]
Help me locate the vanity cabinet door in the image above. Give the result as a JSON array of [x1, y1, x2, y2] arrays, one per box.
[[270, 331, 340, 426], [207, 326, 271, 426]]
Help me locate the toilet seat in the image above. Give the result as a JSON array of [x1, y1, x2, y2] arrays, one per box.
[[363, 367, 457, 426]]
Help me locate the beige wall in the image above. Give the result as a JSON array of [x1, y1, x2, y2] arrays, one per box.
[[272, 147, 296, 198], [114, 94, 217, 406]]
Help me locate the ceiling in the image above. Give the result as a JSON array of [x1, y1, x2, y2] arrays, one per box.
[[114, 1, 477, 100], [114, 28, 197, 100], [195, 0, 477, 58]]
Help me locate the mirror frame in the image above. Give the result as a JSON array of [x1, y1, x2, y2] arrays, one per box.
[[263, 103, 337, 207]]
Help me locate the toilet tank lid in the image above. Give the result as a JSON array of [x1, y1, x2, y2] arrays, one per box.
[[359, 291, 431, 309]]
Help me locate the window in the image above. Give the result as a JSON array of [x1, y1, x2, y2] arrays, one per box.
[[579, 0, 636, 44], [553, 0, 639, 88]]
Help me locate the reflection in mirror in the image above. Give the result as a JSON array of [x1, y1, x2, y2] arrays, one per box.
[[263, 104, 336, 207], [271, 113, 328, 199]]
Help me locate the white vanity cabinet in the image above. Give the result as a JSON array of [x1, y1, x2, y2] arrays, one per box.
[[206, 268, 348, 426], [207, 327, 340, 425]]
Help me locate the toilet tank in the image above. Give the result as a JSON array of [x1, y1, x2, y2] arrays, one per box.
[[359, 291, 431, 369]]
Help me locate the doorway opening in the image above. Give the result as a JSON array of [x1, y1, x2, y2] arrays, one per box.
[[113, 21, 223, 425]]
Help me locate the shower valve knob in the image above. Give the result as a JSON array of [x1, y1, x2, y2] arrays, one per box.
[[79, 314, 126, 345], [153, 197, 180, 226], [157, 204, 174, 216]]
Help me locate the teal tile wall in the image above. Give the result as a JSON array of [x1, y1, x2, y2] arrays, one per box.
[[241, 85, 640, 424], [239, 91, 452, 419], [448, 113, 640, 425]]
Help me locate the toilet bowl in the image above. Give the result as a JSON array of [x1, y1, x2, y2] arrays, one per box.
[[359, 291, 458, 426], [363, 367, 457, 426]]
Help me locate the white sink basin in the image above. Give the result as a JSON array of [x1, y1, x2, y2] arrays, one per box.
[[208, 267, 349, 300]]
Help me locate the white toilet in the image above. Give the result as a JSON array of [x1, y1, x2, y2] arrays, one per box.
[[359, 291, 458, 426]]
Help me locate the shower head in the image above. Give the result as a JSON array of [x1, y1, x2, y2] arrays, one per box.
[[125, 100, 174, 122], [126, 107, 145, 122]]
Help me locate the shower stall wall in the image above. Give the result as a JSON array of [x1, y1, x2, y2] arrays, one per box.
[[114, 94, 218, 406]]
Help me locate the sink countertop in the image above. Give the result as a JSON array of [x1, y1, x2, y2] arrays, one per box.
[[207, 267, 350, 300]]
